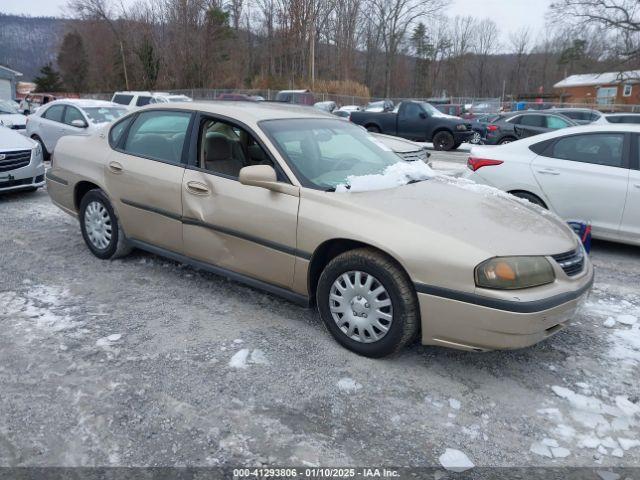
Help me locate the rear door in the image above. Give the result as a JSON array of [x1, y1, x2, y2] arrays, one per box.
[[105, 109, 193, 253], [620, 133, 640, 244], [531, 132, 630, 240], [514, 114, 547, 138]]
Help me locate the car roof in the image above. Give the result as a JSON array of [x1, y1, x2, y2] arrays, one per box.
[[138, 101, 333, 122], [604, 112, 640, 116], [504, 123, 640, 147], [47, 99, 125, 109], [548, 107, 600, 113]]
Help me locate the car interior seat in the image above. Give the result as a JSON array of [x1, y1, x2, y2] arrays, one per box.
[[204, 133, 244, 176]]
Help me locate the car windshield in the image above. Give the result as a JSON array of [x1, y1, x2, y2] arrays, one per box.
[[0, 100, 19, 114], [261, 118, 404, 190], [83, 107, 127, 124]]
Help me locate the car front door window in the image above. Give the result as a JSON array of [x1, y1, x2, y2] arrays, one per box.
[[64, 107, 85, 127], [42, 105, 65, 123], [546, 116, 570, 129], [552, 133, 624, 168]]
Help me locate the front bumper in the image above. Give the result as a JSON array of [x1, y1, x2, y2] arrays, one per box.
[[417, 264, 594, 351], [0, 160, 45, 193]]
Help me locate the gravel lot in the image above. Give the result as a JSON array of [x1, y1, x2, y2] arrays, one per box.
[[1, 166, 639, 470]]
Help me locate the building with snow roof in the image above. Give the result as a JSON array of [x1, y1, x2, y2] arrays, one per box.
[[553, 70, 640, 108]]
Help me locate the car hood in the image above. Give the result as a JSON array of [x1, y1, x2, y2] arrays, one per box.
[[0, 113, 27, 127], [328, 177, 577, 257], [0, 126, 36, 150], [371, 133, 423, 153]]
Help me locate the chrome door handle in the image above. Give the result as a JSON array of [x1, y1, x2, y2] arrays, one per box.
[[108, 161, 123, 174], [537, 169, 560, 175], [186, 181, 210, 196]]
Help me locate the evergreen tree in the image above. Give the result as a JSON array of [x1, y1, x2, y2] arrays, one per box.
[[57, 31, 89, 93], [34, 63, 63, 92], [136, 36, 160, 90]]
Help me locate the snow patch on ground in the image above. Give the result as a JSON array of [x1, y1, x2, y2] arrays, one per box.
[[228, 348, 270, 369], [448, 398, 461, 410], [336, 377, 362, 393], [96, 334, 122, 347], [438, 448, 474, 472]]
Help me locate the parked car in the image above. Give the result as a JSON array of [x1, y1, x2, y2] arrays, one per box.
[[371, 133, 430, 163], [46, 102, 592, 356], [462, 124, 640, 246], [468, 113, 501, 145], [435, 104, 463, 117], [333, 109, 352, 120], [19, 93, 57, 115], [483, 111, 578, 145], [340, 105, 362, 112], [350, 100, 474, 150], [546, 108, 602, 125], [314, 101, 337, 113], [111, 91, 192, 109], [365, 100, 394, 112], [27, 99, 127, 159], [0, 100, 27, 134], [0, 125, 44, 193], [595, 113, 640, 124], [274, 89, 315, 105]]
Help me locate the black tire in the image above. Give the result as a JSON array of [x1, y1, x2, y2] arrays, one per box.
[[432, 131, 455, 151], [31, 135, 50, 161], [365, 125, 381, 133], [452, 142, 462, 150], [317, 248, 419, 358], [79, 189, 131, 260], [510, 191, 548, 209], [498, 137, 516, 145]]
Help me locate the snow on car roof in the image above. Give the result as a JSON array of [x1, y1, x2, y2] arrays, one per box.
[[50, 99, 125, 108], [554, 70, 640, 88]]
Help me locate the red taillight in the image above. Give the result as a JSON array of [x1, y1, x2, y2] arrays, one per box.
[[467, 157, 504, 171], [486, 124, 499, 132]]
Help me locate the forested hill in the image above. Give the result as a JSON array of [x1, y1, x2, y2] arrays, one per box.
[[0, 14, 66, 81]]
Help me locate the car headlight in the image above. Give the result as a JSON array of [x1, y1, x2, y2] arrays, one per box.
[[475, 256, 555, 290], [455, 124, 467, 131], [33, 143, 42, 159]]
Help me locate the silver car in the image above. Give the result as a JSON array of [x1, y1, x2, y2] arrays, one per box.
[[0, 125, 45, 193], [26, 99, 127, 160]]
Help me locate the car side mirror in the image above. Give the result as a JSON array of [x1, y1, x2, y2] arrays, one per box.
[[419, 112, 427, 119], [71, 119, 87, 128], [239, 165, 299, 197]]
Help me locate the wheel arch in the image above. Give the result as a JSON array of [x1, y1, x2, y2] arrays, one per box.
[[507, 189, 549, 209], [430, 127, 453, 140], [307, 238, 412, 304], [74, 180, 104, 212]]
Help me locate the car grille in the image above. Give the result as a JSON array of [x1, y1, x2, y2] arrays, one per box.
[[0, 150, 31, 172], [552, 248, 585, 277], [397, 149, 428, 162]]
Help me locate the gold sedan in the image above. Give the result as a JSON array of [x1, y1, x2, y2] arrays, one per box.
[[46, 102, 593, 357]]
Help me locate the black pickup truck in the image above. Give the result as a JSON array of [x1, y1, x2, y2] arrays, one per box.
[[350, 101, 474, 151]]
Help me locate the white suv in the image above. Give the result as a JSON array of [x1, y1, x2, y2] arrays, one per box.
[[111, 91, 192, 110]]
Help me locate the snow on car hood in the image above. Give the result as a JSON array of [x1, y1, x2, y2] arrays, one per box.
[[0, 125, 36, 150], [332, 166, 577, 256], [0, 113, 27, 128]]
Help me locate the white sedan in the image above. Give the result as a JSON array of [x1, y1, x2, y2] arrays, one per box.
[[26, 99, 127, 159], [462, 124, 640, 246]]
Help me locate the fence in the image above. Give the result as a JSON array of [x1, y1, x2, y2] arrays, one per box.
[[80, 89, 640, 113]]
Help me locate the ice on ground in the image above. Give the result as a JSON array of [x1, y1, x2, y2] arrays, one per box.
[[249, 349, 269, 365], [609, 324, 640, 365], [448, 398, 461, 410], [96, 334, 122, 347], [551, 447, 571, 458], [530, 442, 552, 458], [618, 438, 640, 451], [336, 377, 362, 393], [615, 396, 640, 417], [438, 448, 474, 472], [542, 438, 559, 448], [603, 318, 616, 328], [335, 161, 435, 192], [229, 349, 250, 369], [611, 448, 624, 458], [617, 314, 637, 326], [597, 472, 620, 480]]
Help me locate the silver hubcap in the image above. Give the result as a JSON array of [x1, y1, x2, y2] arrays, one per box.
[[84, 201, 112, 250], [329, 271, 393, 344], [472, 132, 481, 144]]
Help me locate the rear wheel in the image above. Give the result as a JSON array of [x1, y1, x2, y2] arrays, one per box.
[[79, 189, 131, 260], [470, 131, 482, 144], [317, 248, 419, 358], [498, 137, 516, 145], [433, 131, 455, 151], [510, 191, 547, 209], [365, 125, 381, 133]]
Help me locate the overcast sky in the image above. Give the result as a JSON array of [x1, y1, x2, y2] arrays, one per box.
[[2, 0, 553, 45]]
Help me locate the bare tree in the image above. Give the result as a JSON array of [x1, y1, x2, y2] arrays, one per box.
[[471, 18, 499, 97], [509, 27, 531, 95]]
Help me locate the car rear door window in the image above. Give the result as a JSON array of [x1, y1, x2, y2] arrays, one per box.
[[551, 133, 625, 168], [123, 111, 192, 164], [112, 94, 133, 106], [64, 107, 85, 126], [520, 115, 545, 127], [546, 116, 571, 129], [42, 105, 65, 123], [136, 96, 154, 107]]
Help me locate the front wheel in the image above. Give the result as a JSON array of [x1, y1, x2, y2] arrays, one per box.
[[365, 125, 381, 133], [317, 248, 419, 357], [470, 131, 482, 144], [79, 189, 131, 259], [432, 131, 455, 151], [498, 137, 516, 145]]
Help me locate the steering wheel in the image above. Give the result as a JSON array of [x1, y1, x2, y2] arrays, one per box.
[[332, 154, 359, 171]]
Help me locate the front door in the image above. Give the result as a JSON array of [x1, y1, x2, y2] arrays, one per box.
[[181, 116, 299, 289], [620, 134, 640, 244], [531, 132, 630, 240], [104, 109, 193, 253]]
